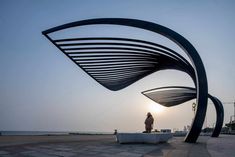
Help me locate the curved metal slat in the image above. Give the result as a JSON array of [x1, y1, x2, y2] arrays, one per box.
[[93, 70, 149, 79], [87, 70, 153, 79], [55, 37, 190, 66], [58, 42, 184, 63], [76, 58, 157, 65]]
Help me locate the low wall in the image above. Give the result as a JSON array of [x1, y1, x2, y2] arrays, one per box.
[[116, 133, 173, 144]]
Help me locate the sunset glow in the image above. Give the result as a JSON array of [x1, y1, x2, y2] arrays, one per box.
[[148, 102, 165, 114]]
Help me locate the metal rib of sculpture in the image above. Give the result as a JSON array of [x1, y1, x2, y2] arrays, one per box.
[[43, 18, 217, 143], [142, 86, 224, 137]]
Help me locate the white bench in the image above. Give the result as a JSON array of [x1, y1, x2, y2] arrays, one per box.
[[116, 133, 172, 144]]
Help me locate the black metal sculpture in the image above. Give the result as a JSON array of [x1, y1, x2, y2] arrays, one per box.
[[142, 86, 224, 137], [42, 18, 222, 143]]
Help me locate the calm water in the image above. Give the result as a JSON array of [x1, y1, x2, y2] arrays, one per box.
[[0, 131, 113, 136], [0, 131, 69, 136]]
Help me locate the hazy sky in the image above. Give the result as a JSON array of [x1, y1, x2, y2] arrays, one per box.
[[1, 0, 235, 133]]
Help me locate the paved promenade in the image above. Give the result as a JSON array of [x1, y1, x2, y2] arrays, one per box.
[[0, 134, 234, 157]]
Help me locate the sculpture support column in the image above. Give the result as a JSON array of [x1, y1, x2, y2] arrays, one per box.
[[209, 95, 224, 137]]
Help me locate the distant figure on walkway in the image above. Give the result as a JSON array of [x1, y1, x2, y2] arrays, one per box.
[[114, 129, 117, 135], [144, 112, 154, 133]]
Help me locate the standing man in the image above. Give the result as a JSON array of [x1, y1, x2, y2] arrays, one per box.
[[144, 112, 154, 133]]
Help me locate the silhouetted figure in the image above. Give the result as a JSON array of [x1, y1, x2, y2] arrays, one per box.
[[114, 129, 117, 135], [144, 112, 154, 133]]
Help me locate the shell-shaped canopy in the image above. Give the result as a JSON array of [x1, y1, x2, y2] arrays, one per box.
[[43, 19, 195, 91], [142, 86, 196, 107], [43, 35, 194, 91]]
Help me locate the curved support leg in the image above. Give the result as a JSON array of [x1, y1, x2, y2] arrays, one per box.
[[208, 95, 224, 137]]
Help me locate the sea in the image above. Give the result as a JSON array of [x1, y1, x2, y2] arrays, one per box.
[[0, 131, 113, 136]]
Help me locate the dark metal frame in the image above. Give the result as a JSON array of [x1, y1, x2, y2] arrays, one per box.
[[43, 18, 208, 143]]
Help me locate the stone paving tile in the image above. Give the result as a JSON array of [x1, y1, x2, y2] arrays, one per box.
[[37, 145, 53, 149], [54, 147, 74, 151], [49, 151, 76, 157], [116, 152, 142, 157], [71, 148, 89, 153], [0, 150, 10, 155], [20, 150, 57, 157]]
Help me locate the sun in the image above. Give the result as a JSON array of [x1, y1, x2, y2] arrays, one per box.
[[148, 102, 165, 114]]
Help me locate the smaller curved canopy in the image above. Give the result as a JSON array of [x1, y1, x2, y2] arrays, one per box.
[[142, 86, 196, 107], [142, 86, 224, 137]]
